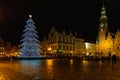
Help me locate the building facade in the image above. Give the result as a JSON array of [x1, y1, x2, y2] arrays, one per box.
[[0, 37, 19, 58], [85, 42, 96, 56], [40, 26, 86, 56], [0, 37, 6, 57]]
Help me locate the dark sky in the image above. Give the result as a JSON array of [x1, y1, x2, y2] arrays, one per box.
[[0, 0, 119, 45]]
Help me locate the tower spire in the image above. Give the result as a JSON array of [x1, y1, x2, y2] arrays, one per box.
[[99, 1, 108, 30], [101, 1, 106, 18], [99, 1, 108, 38]]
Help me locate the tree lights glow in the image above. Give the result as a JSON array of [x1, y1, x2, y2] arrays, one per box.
[[19, 15, 41, 58]]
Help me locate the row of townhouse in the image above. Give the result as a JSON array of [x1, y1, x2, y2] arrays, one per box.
[[40, 26, 96, 56], [0, 37, 19, 57]]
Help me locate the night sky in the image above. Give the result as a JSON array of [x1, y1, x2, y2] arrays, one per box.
[[0, 0, 120, 45]]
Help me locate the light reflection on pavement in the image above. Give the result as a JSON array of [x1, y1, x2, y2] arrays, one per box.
[[0, 74, 6, 80], [0, 59, 120, 80]]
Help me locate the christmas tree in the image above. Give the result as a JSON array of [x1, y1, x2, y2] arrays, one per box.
[[19, 15, 41, 58]]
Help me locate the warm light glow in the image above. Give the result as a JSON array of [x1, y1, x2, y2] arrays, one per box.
[[0, 52, 4, 55], [82, 60, 88, 65], [70, 51, 73, 53], [48, 47, 52, 51], [46, 60, 53, 75], [99, 60, 102, 65], [85, 43, 89, 49], [86, 52, 89, 56], [46, 59, 53, 66], [0, 76, 5, 80], [15, 52, 17, 55], [70, 59, 73, 65]]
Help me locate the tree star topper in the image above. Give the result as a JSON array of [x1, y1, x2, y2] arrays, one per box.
[[29, 14, 32, 18]]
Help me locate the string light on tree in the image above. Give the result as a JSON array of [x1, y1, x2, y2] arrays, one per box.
[[18, 15, 41, 58]]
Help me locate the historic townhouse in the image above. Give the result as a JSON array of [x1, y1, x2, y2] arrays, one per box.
[[40, 26, 86, 56], [0, 37, 6, 57], [0, 37, 19, 57]]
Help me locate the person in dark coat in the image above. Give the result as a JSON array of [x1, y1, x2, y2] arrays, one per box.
[[112, 54, 117, 65]]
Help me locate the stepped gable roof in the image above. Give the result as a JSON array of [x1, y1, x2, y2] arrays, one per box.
[[51, 24, 82, 38]]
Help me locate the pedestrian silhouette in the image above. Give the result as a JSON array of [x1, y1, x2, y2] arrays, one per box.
[[112, 54, 117, 65]]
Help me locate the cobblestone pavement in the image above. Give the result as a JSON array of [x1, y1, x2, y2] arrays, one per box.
[[0, 59, 120, 80]]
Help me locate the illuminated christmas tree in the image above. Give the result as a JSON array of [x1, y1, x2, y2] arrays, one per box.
[[19, 15, 41, 58]]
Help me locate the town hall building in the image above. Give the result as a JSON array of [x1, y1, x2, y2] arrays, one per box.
[[96, 3, 120, 57]]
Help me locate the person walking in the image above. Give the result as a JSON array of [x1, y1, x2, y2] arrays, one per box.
[[112, 53, 117, 65]]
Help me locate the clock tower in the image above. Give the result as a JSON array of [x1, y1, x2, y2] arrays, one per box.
[[96, 2, 110, 53]]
